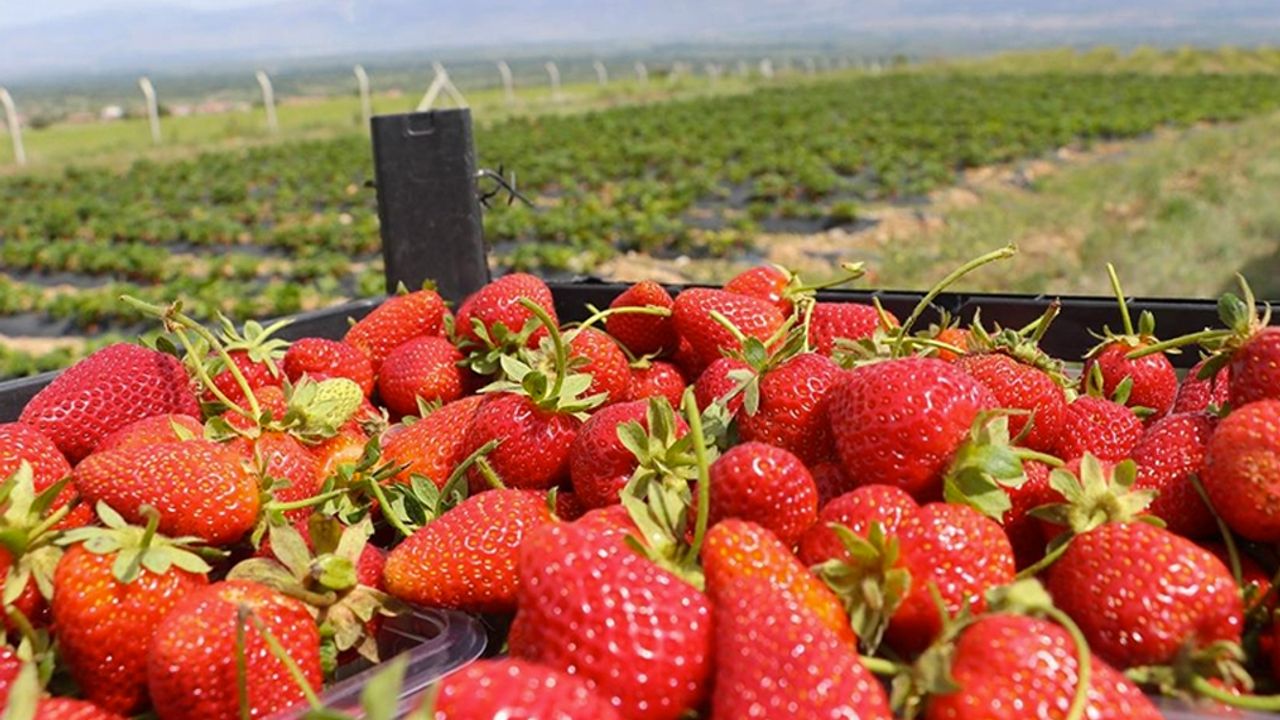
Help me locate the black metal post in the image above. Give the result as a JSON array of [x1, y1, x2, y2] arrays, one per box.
[[371, 109, 491, 303]]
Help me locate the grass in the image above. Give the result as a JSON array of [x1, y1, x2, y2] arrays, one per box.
[[874, 111, 1280, 298]]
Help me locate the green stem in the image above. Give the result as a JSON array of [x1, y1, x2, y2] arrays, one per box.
[[1187, 473, 1242, 587], [573, 304, 672, 335], [276, 584, 340, 608], [138, 506, 161, 551], [245, 611, 324, 709], [25, 504, 71, 549], [859, 656, 905, 676], [1127, 329, 1229, 359], [1190, 676, 1280, 711], [683, 390, 713, 563], [798, 296, 817, 354], [1026, 300, 1061, 345], [519, 298, 568, 402], [169, 321, 256, 421], [792, 261, 867, 294], [269, 488, 349, 513], [1013, 448, 1066, 468], [1015, 537, 1073, 581], [892, 245, 1015, 357], [364, 478, 414, 539], [1106, 263, 1135, 337], [235, 606, 251, 720], [473, 457, 506, 491], [1046, 606, 1091, 720]]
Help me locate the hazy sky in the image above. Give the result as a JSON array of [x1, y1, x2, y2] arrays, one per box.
[[0, 0, 270, 28]]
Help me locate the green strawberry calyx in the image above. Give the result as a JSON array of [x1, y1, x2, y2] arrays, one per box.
[[812, 521, 911, 656], [0, 462, 75, 606], [229, 516, 407, 673], [1085, 263, 1164, 359], [205, 313, 292, 381], [57, 502, 216, 584], [965, 303, 1073, 388], [943, 412, 1063, 521]]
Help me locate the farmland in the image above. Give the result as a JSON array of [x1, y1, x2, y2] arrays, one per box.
[[4, 52, 1280, 379]]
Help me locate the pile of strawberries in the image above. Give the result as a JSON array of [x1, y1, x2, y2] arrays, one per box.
[[4, 248, 1280, 719]]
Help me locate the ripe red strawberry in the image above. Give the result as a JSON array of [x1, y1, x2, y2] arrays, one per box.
[[798, 484, 919, 566], [344, 287, 447, 373], [52, 512, 210, 714], [203, 348, 284, 409], [624, 360, 686, 408], [724, 264, 792, 314], [885, 502, 1016, 656], [1054, 395, 1143, 462], [671, 288, 785, 374], [692, 357, 748, 415], [282, 337, 375, 397], [1173, 357, 1230, 414], [1201, 399, 1280, 541], [1203, 543, 1273, 613], [568, 327, 632, 405], [0, 647, 18, 706], [1001, 459, 1057, 569], [736, 352, 840, 464], [1228, 326, 1280, 408], [808, 301, 894, 356], [20, 343, 199, 463], [932, 326, 971, 362], [456, 273, 557, 349], [221, 384, 289, 433], [94, 414, 202, 453], [1130, 411, 1215, 538], [32, 698, 126, 719], [809, 459, 855, 507], [0, 423, 87, 528], [74, 440, 260, 546], [384, 489, 554, 613], [147, 580, 322, 720], [702, 519, 855, 645], [381, 395, 483, 487], [1046, 521, 1243, 668], [705, 442, 817, 547], [459, 393, 581, 492], [925, 613, 1162, 720], [376, 335, 467, 418], [509, 520, 712, 720], [569, 399, 688, 509], [710, 576, 892, 720], [1084, 341, 1177, 419], [606, 280, 676, 357], [828, 357, 995, 500], [309, 423, 369, 481], [954, 352, 1067, 454], [236, 431, 324, 524], [431, 658, 622, 720]]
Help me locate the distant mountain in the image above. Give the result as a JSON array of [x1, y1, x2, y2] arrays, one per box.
[[2, 0, 1277, 79]]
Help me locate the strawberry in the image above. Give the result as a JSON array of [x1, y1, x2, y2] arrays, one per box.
[[1201, 399, 1280, 541], [200, 317, 291, 409], [509, 520, 712, 720], [954, 352, 1067, 454], [1173, 357, 1230, 414], [606, 280, 676, 357], [1081, 266, 1177, 419], [282, 337, 375, 397], [702, 519, 855, 644], [797, 484, 919, 566], [31, 698, 126, 719], [220, 384, 289, 433], [74, 440, 260, 546], [94, 414, 202, 453], [884, 502, 1016, 656], [569, 399, 688, 510], [1054, 395, 1143, 462], [808, 301, 895, 356], [692, 357, 748, 415], [460, 393, 581, 492], [1227, 326, 1280, 408], [147, 580, 322, 720], [553, 490, 587, 521], [704, 442, 817, 547], [430, 658, 622, 720], [736, 352, 840, 464], [0, 647, 18, 706], [932, 326, 971, 362], [828, 356, 995, 500], [724, 264, 793, 314], [809, 459, 855, 507], [0, 423, 86, 528], [381, 395, 483, 487], [925, 613, 1162, 720], [236, 431, 324, 524], [19, 343, 199, 463], [567, 327, 632, 405], [1130, 411, 1215, 538], [624, 360, 686, 409], [52, 505, 210, 714], [1001, 458, 1057, 569], [308, 423, 369, 481], [455, 273, 557, 350], [0, 462, 73, 630], [375, 336, 467, 418], [1046, 520, 1243, 668], [710, 576, 892, 720], [344, 287, 447, 372], [1203, 543, 1273, 613], [384, 489, 553, 613], [671, 288, 785, 374]]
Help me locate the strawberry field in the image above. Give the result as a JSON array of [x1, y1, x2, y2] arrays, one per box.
[[4, 71, 1280, 380]]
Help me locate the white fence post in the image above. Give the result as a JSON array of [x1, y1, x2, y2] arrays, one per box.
[[737, 60, 749, 77], [138, 76, 162, 145], [354, 64, 372, 129], [545, 61, 563, 102], [634, 61, 649, 86], [417, 62, 468, 111], [255, 70, 278, 134], [593, 60, 608, 86], [759, 58, 775, 79], [496, 60, 516, 104], [804, 57, 817, 75], [0, 88, 26, 166]]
